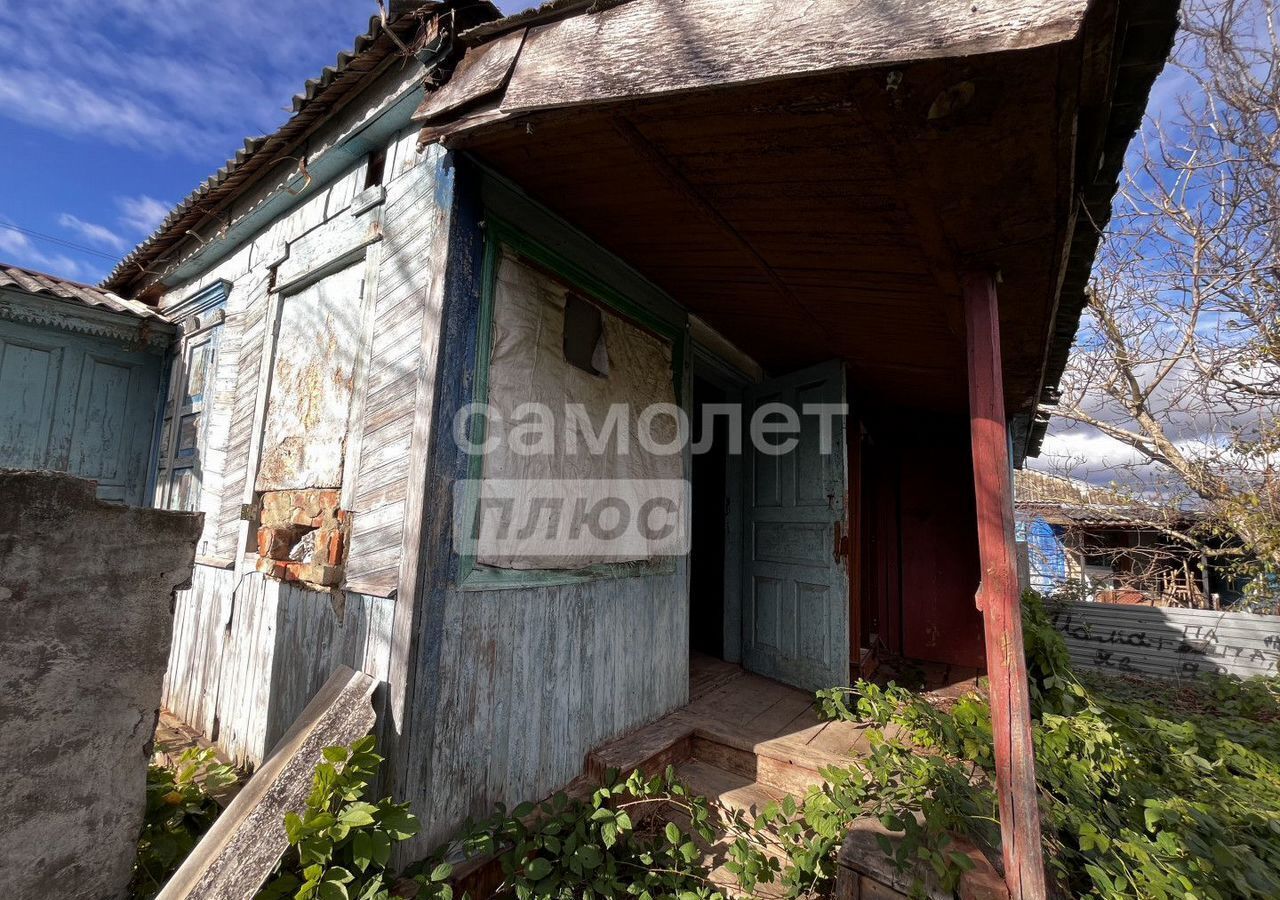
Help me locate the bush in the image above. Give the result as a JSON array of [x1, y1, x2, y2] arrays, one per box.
[[132, 747, 238, 899], [767, 593, 1280, 898], [262, 594, 1280, 899], [419, 766, 739, 899], [256, 736, 453, 900]]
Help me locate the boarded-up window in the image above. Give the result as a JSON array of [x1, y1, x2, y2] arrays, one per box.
[[478, 251, 683, 569], [257, 264, 363, 491]]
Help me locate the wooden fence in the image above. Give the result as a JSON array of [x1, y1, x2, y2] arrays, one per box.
[[1048, 600, 1280, 680]]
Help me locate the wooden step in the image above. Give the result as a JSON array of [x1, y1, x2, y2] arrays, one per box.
[[687, 718, 874, 797], [585, 710, 696, 783], [667, 759, 791, 899], [677, 759, 790, 817]]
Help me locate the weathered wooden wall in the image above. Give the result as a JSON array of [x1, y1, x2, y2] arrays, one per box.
[[0, 308, 167, 507], [163, 564, 394, 767], [392, 165, 694, 859], [158, 70, 449, 766], [1049, 600, 1280, 681], [161, 85, 697, 853], [408, 573, 689, 852]]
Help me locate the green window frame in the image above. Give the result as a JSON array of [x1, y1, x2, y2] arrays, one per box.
[[458, 217, 688, 591]]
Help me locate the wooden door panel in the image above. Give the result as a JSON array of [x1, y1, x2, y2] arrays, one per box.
[[741, 359, 849, 691], [0, 337, 63, 470]]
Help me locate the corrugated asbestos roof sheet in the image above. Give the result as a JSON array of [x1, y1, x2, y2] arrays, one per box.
[[1015, 470, 1196, 528], [1016, 470, 1109, 505], [102, 1, 495, 295], [1, 263, 165, 321]]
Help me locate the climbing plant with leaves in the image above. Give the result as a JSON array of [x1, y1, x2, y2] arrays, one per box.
[[419, 766, 756, 899], [730, 593, 1280, 899], [132, 747, 239, 899]]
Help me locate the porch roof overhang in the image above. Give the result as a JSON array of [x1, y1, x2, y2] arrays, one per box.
[[415, 0, 1177, 461]]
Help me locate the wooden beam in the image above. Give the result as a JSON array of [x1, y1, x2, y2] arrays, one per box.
[[962, 271, 1047, 900], [156, 667, 378, 900]]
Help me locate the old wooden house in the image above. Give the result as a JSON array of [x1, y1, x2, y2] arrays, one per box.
[[102, 0, 1177, 890], [0, 264, 172, 505]]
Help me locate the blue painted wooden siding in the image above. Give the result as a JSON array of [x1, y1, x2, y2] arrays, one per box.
[[0, 318, 163, 505]]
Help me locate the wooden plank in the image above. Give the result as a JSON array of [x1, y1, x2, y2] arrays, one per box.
[[498, 0, 1087, 115], [382, 145, 460, 778], [963, 272, 1047, 900], [413, 28, 526, 122], [157, 667, 378, 900], [343, 569, 401, 599], [338, 222, 386, 513]]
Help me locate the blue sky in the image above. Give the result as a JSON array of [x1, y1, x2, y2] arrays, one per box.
[[0, 0, 533, 285], [0, 3, 1231, 490]]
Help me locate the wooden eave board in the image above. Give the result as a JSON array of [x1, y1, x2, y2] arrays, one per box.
[[497, 0, 1089, 114], [414, 28, 526, 122]]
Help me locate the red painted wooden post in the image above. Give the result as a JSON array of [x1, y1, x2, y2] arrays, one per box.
[[962, 272, 1048, 900]]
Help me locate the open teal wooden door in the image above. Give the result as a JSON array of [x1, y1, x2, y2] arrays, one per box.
[[741, 360, 850, 692]]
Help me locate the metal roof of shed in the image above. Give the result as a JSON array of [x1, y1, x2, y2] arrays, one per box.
[[1, 263, 166, 321]]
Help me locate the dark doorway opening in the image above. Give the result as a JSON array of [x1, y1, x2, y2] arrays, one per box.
[[689, 376, 729, 659]]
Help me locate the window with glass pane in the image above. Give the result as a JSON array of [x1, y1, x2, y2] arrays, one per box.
[[155, 301, 224, 514]]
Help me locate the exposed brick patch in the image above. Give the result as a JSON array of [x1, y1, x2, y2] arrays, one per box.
[[255, 488, 348, 590]]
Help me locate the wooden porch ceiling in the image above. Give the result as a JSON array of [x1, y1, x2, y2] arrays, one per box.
[[447, 44, 1078, 417]]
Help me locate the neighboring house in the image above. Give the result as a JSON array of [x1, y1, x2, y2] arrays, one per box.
[[1015, 470, 1248, 608], [0, 264, 172, 505], [98, 0, 1176, 864]]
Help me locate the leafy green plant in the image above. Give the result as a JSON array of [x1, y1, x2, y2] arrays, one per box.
[[420, 766, 749, 899], [713, 685, 991, 899], [256, 736, 454, 900], [264, 595, 1279, 900], [706, 593, 1280, 899], [745, 593, 1280, 899], [132, 746, 238, 899]]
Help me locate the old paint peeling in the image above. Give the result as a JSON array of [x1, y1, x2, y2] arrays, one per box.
[[257, 264, 364, 491]]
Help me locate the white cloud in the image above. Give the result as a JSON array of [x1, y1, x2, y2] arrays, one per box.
[[0, 66, 236, 159], [0, 1, 373, 161], [57, 213, 126, 251], [116, 195, 171, 235]]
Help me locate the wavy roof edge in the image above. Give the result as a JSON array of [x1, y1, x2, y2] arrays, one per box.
[[102, 0, 505, 295], [3, 262, 167, 321]]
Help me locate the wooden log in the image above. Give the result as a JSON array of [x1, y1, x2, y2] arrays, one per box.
[[962, 272, 1047, 900], [156, 666, 378, 900]]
